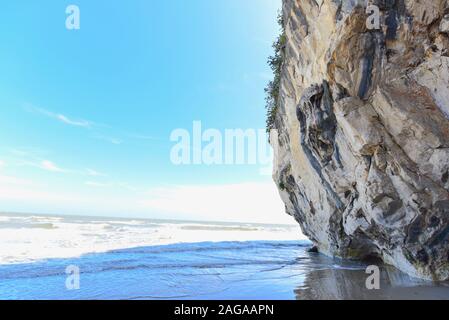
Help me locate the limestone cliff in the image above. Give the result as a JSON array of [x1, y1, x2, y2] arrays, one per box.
[[271, 0, 449, 280]]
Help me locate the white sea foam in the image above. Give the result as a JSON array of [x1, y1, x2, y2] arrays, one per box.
[[0, 213, 304, 264]]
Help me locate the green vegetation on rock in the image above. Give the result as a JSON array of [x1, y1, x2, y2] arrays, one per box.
[[265, 13, 286, 133]]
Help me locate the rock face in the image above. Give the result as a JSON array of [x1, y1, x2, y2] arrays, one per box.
[[272, 0, 449, 280]]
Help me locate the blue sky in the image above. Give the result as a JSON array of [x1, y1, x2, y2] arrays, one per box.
[[0, 0, 293, 224]]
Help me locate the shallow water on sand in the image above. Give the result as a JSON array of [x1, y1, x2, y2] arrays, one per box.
[[1, 240, 449, 300]]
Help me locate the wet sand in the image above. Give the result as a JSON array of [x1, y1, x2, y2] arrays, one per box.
[[295, 253, 449, 300], [1, 240, 448, 300]]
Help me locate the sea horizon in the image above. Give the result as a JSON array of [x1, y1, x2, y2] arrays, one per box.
[[0, 211, 298, 229]]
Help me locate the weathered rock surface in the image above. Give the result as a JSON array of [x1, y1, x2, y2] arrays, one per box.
[[272, 0, 449, 280]]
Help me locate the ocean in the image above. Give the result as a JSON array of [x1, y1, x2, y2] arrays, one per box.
[[1, 212, 449, 300]]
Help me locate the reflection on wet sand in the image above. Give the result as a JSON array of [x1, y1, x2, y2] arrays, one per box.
[[295, 253, 449, 300]]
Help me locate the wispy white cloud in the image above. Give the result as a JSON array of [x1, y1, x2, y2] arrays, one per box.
[[55, 114, 91, 127], [10, 147, 47, 158], [94, 135, 123, 145], [24, 103, 159, 147], [7, 149, 108, 178], [24, 104, 92, 128], [6, 149, 66, 174], [85, 181, 111, 188], [126, 133, 159, 141], [4, 149, 50, 171], [40, 160, 66, 173], [17, 160, 66, 173], [86, 169, 107, 177], [115, 182, 139, 192], [0, 160, 4, 168]]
